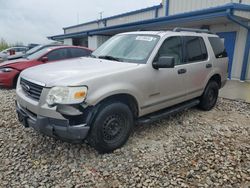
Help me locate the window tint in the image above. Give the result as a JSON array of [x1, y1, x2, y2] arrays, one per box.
[[47, 48, 69, 61], [184, 36, 208, 63], [208, 37, 228, 58], [70, 48, 91, 58], [155, 36, 183, 65], [15, 48, 27, 52]]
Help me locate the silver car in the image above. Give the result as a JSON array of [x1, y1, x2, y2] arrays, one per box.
[[16, 28, 228, 153], [0, 47, 28, 62]]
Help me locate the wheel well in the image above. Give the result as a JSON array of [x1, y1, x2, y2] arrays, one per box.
[[209, 74, 221, 88], [13, 73, 20, 88], [97, 94, 139, 118]]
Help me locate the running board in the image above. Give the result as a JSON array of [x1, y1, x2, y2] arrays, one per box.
[[137, 99, 200, 125]]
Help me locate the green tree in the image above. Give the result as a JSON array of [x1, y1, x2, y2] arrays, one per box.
[[0, 38, 9, 51]]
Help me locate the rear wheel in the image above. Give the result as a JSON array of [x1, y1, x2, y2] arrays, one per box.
[[87, 101, 134, 153], [199, 81, 219, 111]]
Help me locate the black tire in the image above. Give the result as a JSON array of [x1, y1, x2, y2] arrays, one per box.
[[87, 101, 134, 153], [199, 81, 219, 111], [12, 74, 19, 89]]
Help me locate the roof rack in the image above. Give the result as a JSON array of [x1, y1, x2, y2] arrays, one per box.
[[173, 27, 214, 34]]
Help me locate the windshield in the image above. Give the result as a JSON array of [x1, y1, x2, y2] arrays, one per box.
[[26, 48, 50, 60], [24, 45, 43, 57], [92, 34, 160, 64]]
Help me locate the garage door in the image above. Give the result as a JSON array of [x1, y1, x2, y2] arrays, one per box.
[[217, 32, 237, 79]]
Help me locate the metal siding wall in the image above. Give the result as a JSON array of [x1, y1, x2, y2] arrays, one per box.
[[157, 7, 165, 17], [234, 10, 250, 19], [65, 23, 98, 34], [63, 38, 73, 45], [210, 23, 248, 80], [242, 0, 250, 3], [168, 0, 246, 15], [107, 10, 156, 27]]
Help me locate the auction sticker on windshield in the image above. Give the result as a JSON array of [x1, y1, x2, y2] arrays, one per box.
[[136, 36, 156, 42]]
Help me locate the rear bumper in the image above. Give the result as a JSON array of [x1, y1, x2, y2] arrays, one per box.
[[16, 102, 90, 142]]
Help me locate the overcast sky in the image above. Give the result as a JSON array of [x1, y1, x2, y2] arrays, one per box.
[[0, 0, 162, 45]]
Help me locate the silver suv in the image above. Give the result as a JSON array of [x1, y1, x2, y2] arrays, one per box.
[[16, 28, 228, 153]]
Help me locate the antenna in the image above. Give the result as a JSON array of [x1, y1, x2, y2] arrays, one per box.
[[99, 11, 104, 20]]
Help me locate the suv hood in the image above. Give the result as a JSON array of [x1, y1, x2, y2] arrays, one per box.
[[21, 57, 140, 87]]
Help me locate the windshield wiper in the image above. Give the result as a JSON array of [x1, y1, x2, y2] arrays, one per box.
[[98, 55, 122, 62], [90, 54, 97, 58]]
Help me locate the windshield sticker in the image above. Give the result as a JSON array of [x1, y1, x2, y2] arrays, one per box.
[[136, 36, 156, 42]]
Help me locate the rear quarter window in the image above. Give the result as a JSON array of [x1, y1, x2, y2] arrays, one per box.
[[208, 37, 228, 58]]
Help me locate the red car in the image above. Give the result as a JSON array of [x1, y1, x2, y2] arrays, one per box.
[[0, 46, 92, 88]]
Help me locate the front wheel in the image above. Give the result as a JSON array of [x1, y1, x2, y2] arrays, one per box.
[[199, 81, 219, 111], [87, 102, 134, 153]]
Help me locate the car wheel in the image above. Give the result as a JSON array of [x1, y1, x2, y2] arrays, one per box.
[[12, 74, 20, 89], [199, 81, 219, 111], [87, 101, 134, 153]]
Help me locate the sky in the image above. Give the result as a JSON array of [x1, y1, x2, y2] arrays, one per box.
[[0, 0, 162, 45]]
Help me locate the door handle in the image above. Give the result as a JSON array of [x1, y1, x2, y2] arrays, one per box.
[[206, 63, 212, 68], [178, 68, 187, 74]]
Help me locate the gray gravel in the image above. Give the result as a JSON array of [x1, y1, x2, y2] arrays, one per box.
[[0, 89, 249, 188]]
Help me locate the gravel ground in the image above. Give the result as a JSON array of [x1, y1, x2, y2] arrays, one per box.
[[0, 89, 249, 188]]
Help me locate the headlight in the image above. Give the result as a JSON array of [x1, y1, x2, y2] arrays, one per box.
[[0, 68, 13, 72], [46, 86, 88, 105]]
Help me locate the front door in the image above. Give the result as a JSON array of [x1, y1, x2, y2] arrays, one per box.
[[143, 36, 187, 111]]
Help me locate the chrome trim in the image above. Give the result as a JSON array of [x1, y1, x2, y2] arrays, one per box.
[[20, 76, 46, 87]]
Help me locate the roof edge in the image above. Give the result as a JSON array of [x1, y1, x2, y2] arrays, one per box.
[[63, 4, 163, 30], [49, 3, 250, 40]]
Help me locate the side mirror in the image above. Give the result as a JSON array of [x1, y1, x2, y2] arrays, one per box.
[[153, 56, 175, 69], [41, 56, 48, 63]]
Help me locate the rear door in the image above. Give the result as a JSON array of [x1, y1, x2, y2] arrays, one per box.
[[181, 36, 212, 100]]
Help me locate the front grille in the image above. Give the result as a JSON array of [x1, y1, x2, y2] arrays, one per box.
[[20, 78, 43, 101]]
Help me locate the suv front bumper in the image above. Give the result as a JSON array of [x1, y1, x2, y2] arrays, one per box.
[[16, 102, 90, 143]]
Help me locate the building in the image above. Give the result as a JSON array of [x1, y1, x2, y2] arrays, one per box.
[[49, 0, 250, 81]]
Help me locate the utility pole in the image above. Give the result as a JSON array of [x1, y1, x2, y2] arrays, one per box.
[[77, 13, 79, 24], [99, 11, 104, 20]]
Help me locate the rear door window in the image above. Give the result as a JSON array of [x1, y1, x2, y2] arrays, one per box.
[[69, 48, 91, 58], [208, 37, 228, 58], [184, 36, 208, 63], [47, 48, 69, 61]]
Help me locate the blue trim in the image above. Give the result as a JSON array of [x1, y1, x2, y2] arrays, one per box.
[[217, 32, 237, 79], [63, 4, 163, 30], [165, 0, 169, 16], [49, 3, 250, 40], [240, 30, 250, 81]]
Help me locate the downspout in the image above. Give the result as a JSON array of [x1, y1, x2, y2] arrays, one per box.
[[226, 8, 250, 81], [165, 0, 169, 16]]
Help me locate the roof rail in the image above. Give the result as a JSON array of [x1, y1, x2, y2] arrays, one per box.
[[173, 27, 214, 34]]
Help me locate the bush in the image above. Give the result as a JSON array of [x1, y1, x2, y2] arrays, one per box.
[[0, 38, 9, 51]]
